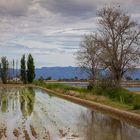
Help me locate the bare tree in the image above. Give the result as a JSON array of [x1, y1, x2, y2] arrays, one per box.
[[95, 7, 140, 86], [76, 34, 101, 85], [76, 7, 140, 87], [16, 59, 19, 83], [13, 59, 15, 78]]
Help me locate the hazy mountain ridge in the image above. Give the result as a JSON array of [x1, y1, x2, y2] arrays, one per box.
[[35, 66, 87, 79], [35, 67, 140, 80]]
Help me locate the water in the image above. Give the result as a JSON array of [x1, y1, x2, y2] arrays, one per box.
[[127, 88, 140, 91], [0, 87, 140, 140]]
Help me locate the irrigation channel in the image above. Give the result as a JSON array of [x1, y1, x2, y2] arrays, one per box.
[[0, 87, 140, 140]]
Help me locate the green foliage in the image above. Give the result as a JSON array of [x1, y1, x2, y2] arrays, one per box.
[[92, 85, 140, 109], [0, 57, 9, 84], [46, 77, 52, 80], [133, 104, 140, 110], [38, 76, 44, 82], [20, 54, 35, 84], [125, 76, 133, 80], [27, 54, 35, 83], [20, 54, 27, 84]]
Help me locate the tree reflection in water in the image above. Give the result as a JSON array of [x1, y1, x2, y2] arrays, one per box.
[[77, 110, 140, 140], [0, 88, 12, 113], [0, 87, 140, 140], [20, 87, 35, 117], [0, 87, 35, 117]]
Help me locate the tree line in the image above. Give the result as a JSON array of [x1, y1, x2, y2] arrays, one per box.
[[0, 54, 35, 84], [76, 7, 140, 87]]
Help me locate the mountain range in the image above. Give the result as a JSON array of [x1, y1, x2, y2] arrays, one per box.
[[35, 66, 87, 80], [35, 67, 140, 80]]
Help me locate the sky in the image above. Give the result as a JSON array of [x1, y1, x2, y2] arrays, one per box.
[[0, 0, 140, 68]]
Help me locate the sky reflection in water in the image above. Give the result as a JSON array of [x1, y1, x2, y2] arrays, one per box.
[[0, 87, 140, 140]]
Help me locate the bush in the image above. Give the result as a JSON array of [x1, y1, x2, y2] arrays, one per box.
[[133, 104, 140, 110], [87, 84, 93, 91], [92, 84, 140, 109]]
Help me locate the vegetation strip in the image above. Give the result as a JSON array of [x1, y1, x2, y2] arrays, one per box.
[[30, 84, 140, 128]]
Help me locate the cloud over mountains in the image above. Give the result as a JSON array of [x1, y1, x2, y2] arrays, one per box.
[[0, 0, 139, 67]]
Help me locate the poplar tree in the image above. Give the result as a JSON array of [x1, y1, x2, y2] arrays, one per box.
[[13, 59, 15, 78], [27, 54, 35, 83], [0, 57, 9, 84], [20, 54, 27, 84]]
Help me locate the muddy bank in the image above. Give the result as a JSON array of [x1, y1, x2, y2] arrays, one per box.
[[31, 85, 140, 128]]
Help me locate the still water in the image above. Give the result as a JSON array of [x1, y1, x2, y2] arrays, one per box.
[[0, 87, 140, 140], [127, 87, 140, 91]]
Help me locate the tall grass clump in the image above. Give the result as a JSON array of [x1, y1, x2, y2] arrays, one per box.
[[91, 80, 140, 109]]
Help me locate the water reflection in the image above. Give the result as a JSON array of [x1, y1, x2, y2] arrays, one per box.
[[20, 88, 35, 117], [77, 110, 140, 140], [0, 87, 35, 117], [0, 87, 140, 140]]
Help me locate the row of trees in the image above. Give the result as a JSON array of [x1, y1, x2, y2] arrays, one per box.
[[20, 54, 35, 84], [0, 54, 35, 84], [76, 7, 140, 87]]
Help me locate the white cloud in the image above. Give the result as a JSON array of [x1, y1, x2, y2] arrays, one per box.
[[0, 0, 31, 16], [0, 0, 139, 67]]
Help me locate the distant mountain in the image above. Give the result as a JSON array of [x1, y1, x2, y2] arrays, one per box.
[[35, 66, 88, 80], [35, 67, 140, 80], [125, 68, 140, 80]]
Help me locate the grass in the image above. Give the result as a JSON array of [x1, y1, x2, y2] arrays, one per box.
[[33, 80, 87, 93], [92, 86, 140, 110], [33, 80, 140, 111]]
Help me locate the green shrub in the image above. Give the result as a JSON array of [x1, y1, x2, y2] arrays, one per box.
[[92, 85, 140, 108], [133, 104, 140, 110]]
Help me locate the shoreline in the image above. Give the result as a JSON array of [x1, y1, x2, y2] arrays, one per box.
[[30, 85, 140, 128], [0, 84, 140, 128]]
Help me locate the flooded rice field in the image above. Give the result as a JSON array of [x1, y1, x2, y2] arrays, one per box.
[[0, 87, 140, 140]]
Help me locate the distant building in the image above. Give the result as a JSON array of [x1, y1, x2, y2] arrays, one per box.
[[12, 77, 20, 82]]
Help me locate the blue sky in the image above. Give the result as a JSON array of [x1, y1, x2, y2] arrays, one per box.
[[0, 0, 140, 68]]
